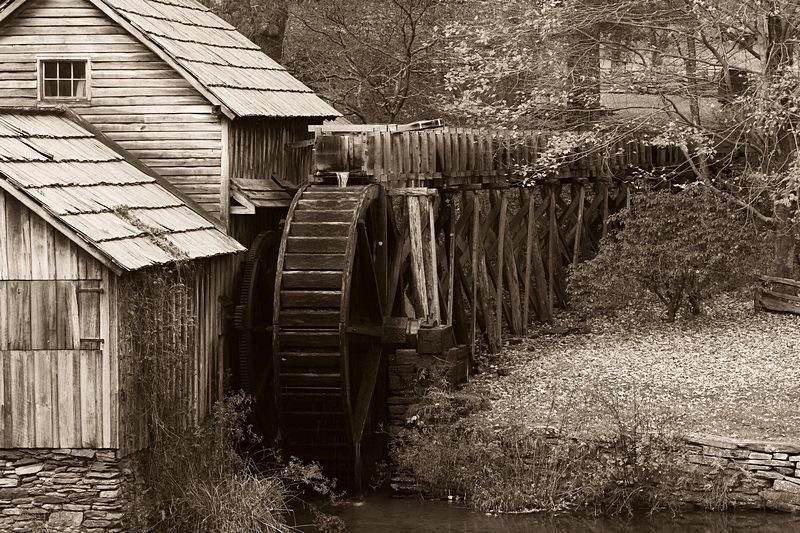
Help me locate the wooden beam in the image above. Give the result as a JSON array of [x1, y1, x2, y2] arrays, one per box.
[[447, 196, 456, 325], [220, 117, 231, 231], [422, 197, 441, 325], [350, 350, 382, 445], [547, 184, 558, 314], [523, 190, 534, 331], [376, 191, 389, 316], [407, 196, 429, 319], [495, 191, 507, 336], [470, 192, 480, 357], [0, 0, 27, 25], [573, 181, 586, 267]]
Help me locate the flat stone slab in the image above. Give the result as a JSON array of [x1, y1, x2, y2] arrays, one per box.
[[685, 434, 739, 449], [738, 440, 800, 454]]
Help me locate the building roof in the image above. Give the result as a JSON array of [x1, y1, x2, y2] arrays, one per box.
[[0, 0, 341, 119], [231, 177, 292, 210], [0, 109, 244, 273]]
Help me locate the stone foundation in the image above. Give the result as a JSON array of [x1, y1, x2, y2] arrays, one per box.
[[387, 344, 469, 436], [0, 449, 129, 532], [390, 426, 800, 512], [684, 434, 800, 512]]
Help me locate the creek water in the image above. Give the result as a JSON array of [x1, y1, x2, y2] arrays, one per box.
[[293, 495, 800, 532]]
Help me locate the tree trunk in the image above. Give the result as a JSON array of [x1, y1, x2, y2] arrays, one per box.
[[251, 1, 289, 61], [764, 11, 797, 279]]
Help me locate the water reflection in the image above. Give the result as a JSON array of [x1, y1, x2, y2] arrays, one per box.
[[296, 496, 800, 533]]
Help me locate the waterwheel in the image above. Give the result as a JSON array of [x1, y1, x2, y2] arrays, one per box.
[[234, 230, 281, 439], [273, 184, 387, 492]]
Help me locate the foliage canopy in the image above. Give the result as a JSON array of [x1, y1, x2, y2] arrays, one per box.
[[569, 186, 769, 320]]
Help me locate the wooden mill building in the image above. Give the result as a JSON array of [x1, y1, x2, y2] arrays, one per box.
[[0, 0, 338, 529], [0, 0, 339, 246], [0, 108, 243, 531]]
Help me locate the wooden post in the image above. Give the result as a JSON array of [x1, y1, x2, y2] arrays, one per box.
[[573, 180, 586, 268], [625, 180, 631, 209], [547, 183, 558, 315], [424, 195, 441, 325], [378, 187, 389, 316], [528, 189, 551, 323], [447, 195, 456, 325], [471, 192, 480, 357], [601, 177, 610, 239], [522, 189, 534, 332], [407, 196, 429, 319], [219, 117, 231, 232], [495, 191, 507, 337]]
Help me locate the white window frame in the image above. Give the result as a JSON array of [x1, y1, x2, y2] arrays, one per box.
[[37, 57, 92, 102]]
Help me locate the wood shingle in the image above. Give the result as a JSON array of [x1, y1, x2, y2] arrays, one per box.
[[0, 109, 244, 272]]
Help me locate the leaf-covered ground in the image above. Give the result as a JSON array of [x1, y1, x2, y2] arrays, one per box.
[[468, 296, 800, 441]]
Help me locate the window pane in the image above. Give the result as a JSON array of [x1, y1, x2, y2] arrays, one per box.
[[42, 60, 88, 99], [44, 62, 57, 78], [72, 62, 86, 79], [58, 80, 72, 97], [57, 61, 71, 79], [73, 80, 86, 97], [44, 79, 58, 97]]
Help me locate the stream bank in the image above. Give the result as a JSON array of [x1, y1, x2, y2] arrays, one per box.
[[386, 298, 800, 515], [294, 494, 800, 532]]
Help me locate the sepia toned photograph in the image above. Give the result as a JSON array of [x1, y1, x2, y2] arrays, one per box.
[[0, 0, 798, 531]]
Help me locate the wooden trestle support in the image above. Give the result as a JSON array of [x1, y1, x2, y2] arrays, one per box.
[[236, 124, 686, 491]]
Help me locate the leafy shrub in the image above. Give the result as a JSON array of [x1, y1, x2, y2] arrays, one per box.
[[395, 385, 695, 515], [119, 267, 340, 533], [137, 393, 293, 533], [569, 185, 768, 320]]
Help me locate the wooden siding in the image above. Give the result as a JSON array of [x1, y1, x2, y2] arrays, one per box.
[[0, 189, 117, 449], [0, 0, 224, 217], [117, 254, 238, 457], [229, 118, 316, 187]]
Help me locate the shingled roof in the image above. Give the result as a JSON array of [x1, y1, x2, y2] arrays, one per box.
[[0, 109, 244, 272], [103, 0, 339, 118], [0, 0, 340, 119]]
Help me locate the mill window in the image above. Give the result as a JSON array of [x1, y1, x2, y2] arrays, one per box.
[[40, 60, 89, 100]]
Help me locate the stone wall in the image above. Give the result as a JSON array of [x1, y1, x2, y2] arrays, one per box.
[[387, 344, 469, 437], [390, 427, 800, 512], [0, 449, 129, 532], [684, 434, 800, 512]]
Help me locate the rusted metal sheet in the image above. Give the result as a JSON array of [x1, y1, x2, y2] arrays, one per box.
[[0, 110, 243, 272]]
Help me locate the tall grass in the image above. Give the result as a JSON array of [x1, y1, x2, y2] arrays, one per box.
[[135, 393, 297, 533], [395, 385, 694, 515]]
